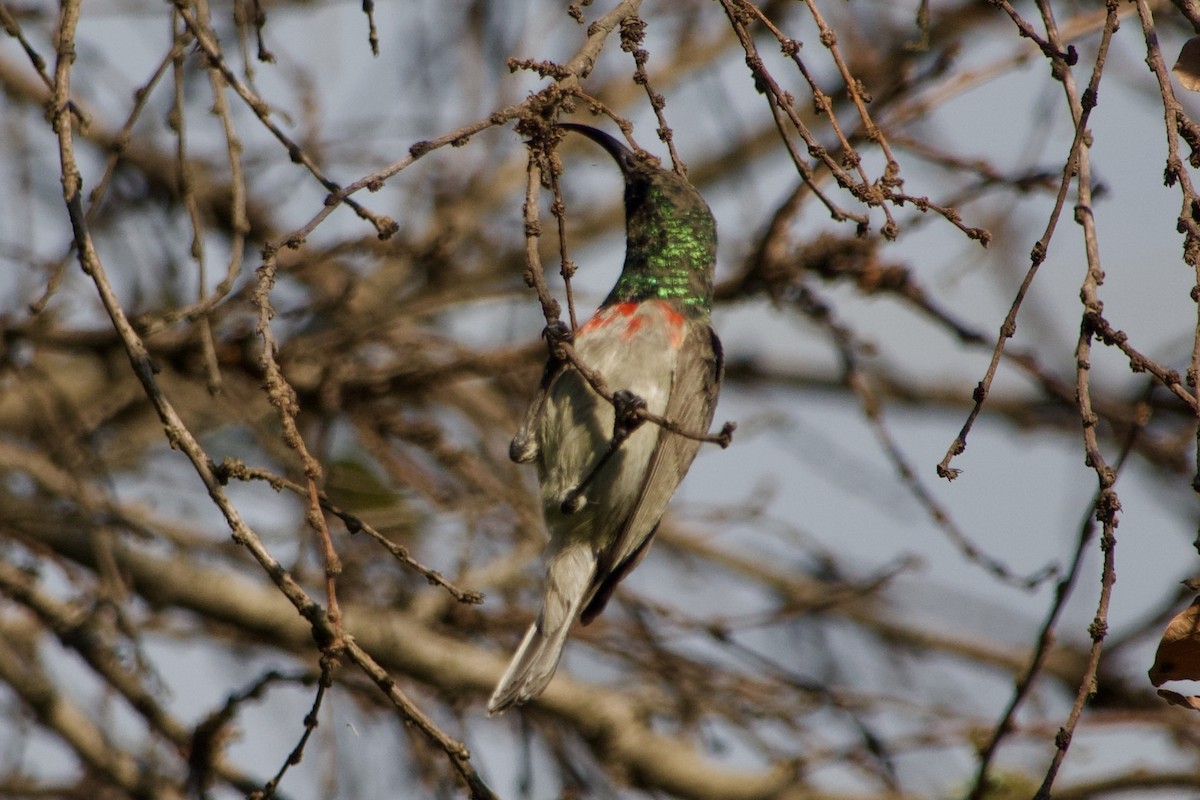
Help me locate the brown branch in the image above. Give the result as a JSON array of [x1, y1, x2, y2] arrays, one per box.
[[1134, 0, 1200, 504], [620, 12, 685, 174], [1033, 4, 1122, 796], [215, 459, 484, 605], [22, 516, 831, 800], [173, 1, 397, 239], [248, 667, 328, 800], [0, 51, 277, 242], [521, 143, 564, 326], [967, 386, 1143, 799], [0, 626, 185, 800], [140, 6, 250, 343], [936, 0, 1112, 480], [48, 7, 485, 789], [0, 560, 272, 797]]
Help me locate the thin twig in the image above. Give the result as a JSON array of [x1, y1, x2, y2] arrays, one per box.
[[252, 666, 328, 800], [936, 0, 1111, 480], [968, 383, 1143, 800], [0, 559, 274, 797], [1134, 0, 1200, 507], [50, 8, 489, 788], [140, 6, 249, 340], [521, 153, 563, 326], [1034, 4, 1121, 794], [173, 1, 397, 239], [215, 459, 484, 605], [342, 637, 499, 800], [620, 12, 684, 174], [190, 668, 317, 798]]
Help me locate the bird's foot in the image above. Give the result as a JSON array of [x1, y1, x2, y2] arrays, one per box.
[[611, 389, 647, 440], [542, 320, 574, 362]]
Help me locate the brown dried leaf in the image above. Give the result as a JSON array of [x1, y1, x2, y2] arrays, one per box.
[[1149, 595, 1200, 687], [1173, 37, 1200, 92], [1156, 689, 1200, 711]]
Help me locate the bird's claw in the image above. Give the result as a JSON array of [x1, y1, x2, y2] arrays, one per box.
[[612, 389, 647, 440], [542, 320, 574, 361]]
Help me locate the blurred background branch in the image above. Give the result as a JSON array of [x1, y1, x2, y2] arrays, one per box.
[[2, 1, 1200, 798]]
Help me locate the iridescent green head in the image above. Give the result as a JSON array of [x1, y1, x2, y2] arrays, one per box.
[[561, 123, 717, 318]]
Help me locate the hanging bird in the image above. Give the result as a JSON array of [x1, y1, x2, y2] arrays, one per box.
[[488, 123, 723, 714]]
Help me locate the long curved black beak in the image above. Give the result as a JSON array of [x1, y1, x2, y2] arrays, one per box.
[[559, 123, 638, 177]]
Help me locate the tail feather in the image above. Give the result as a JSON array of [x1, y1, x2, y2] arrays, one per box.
[[488, 546, 595, 715]]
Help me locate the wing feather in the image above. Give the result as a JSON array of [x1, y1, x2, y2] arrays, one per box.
[[510, 358, 568, 464]]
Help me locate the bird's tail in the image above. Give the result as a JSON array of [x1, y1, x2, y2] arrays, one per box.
[[488, 545, 596, 715]]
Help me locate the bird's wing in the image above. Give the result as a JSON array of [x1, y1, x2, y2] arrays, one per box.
[[581, 323, 723, 623], [510, 358, 568, 464]]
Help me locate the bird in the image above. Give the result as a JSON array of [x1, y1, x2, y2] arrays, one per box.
[[488, 123, 723, 714]]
